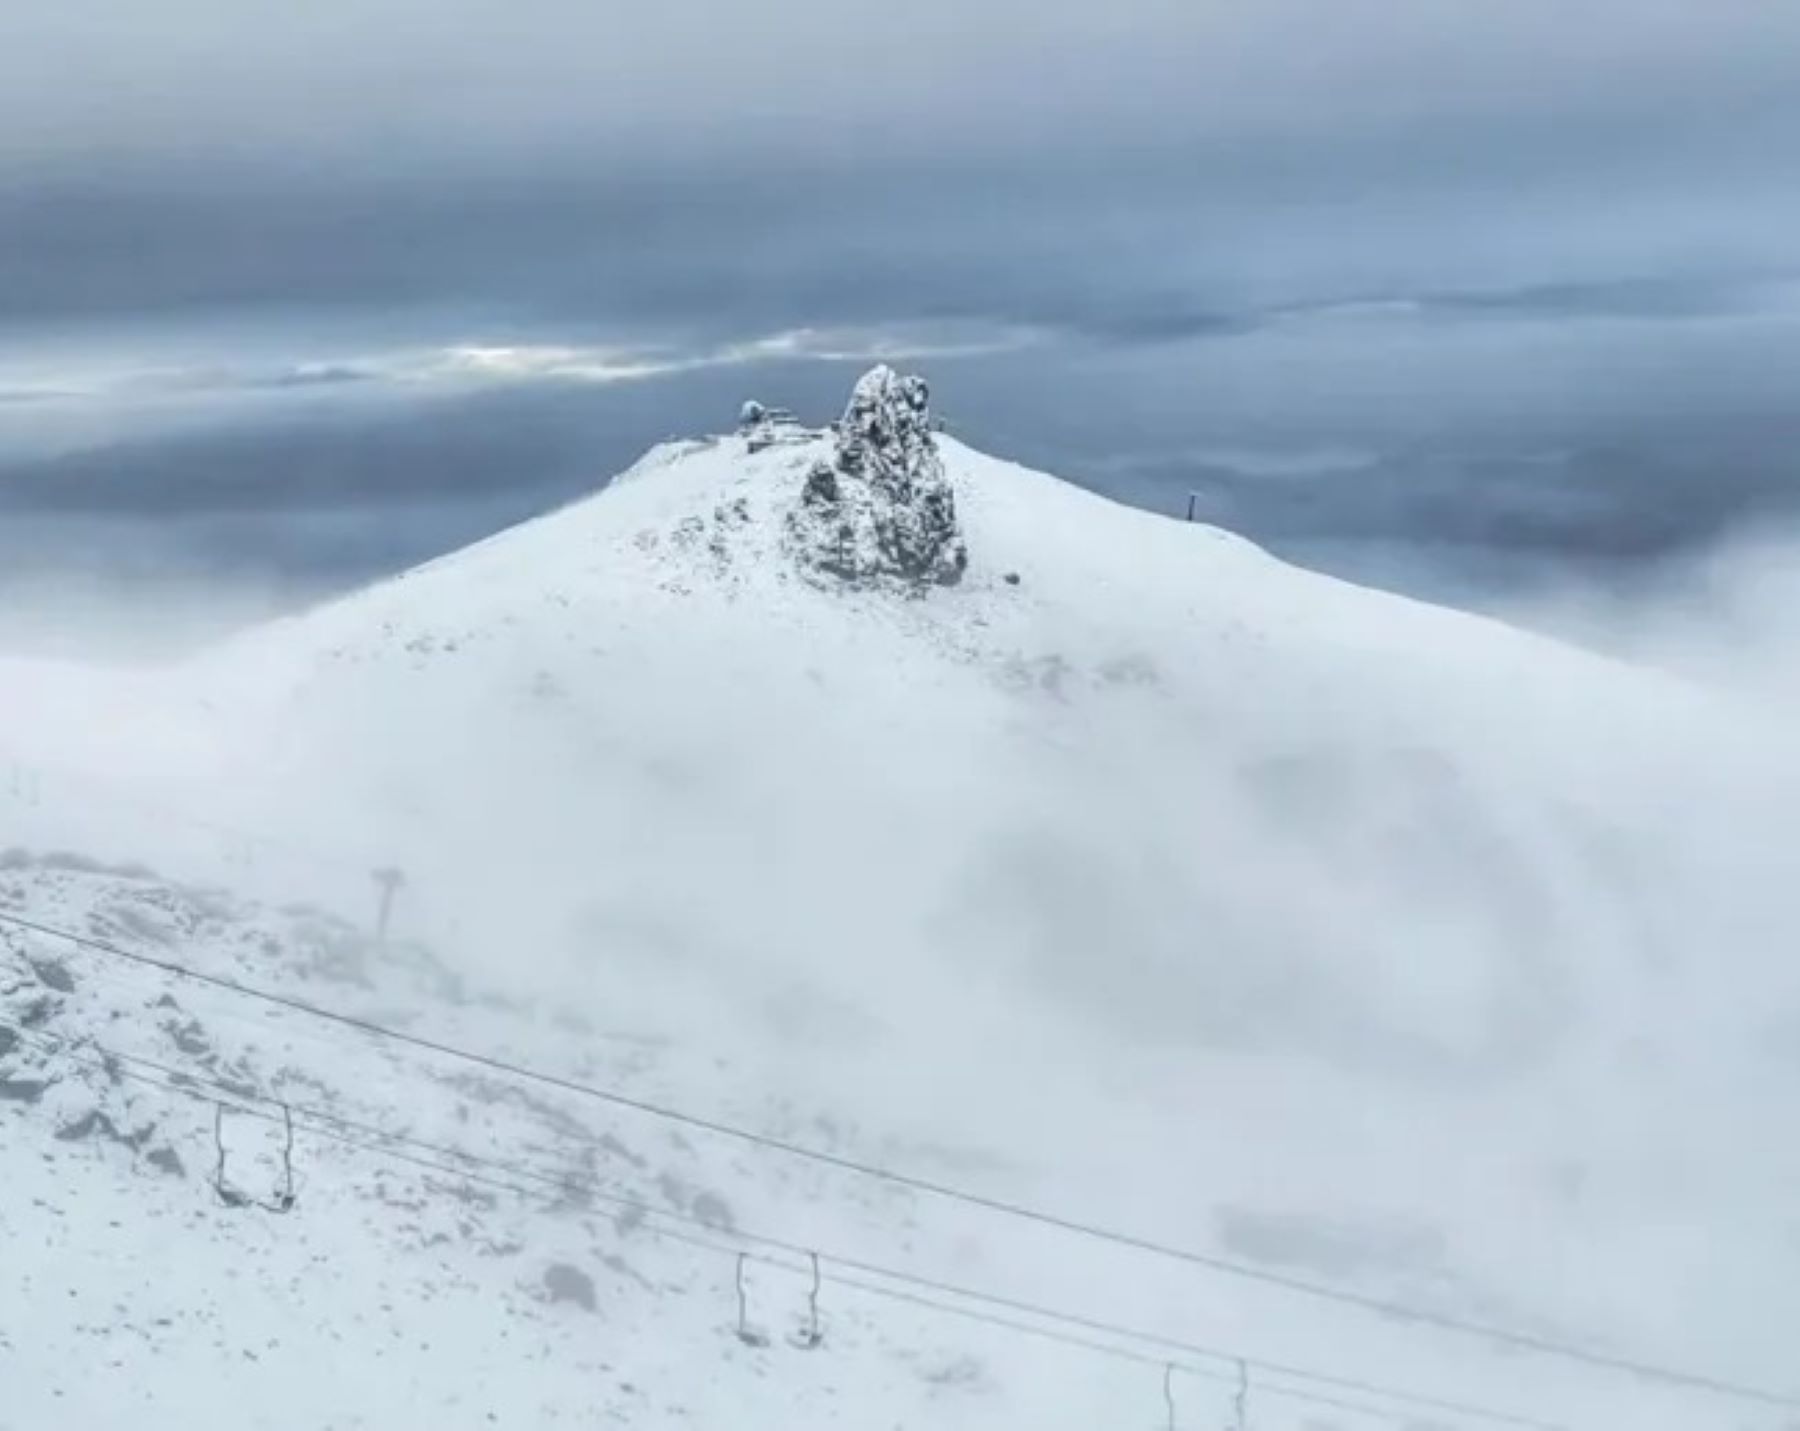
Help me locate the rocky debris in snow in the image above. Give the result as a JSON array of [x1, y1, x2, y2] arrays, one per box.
[[0, 1076, 51, 1102], [915, 1353, 993, 1391], [787, 366, 967, 588], [27, 957, 76, 993], [656, 1168, 737, 1232], [667, 496, 756, 581], [55, 1108, 156, 1150], [162, 1016, 212, 1057], [542, 1262, 598, 1312], [14, 994, 59, 1028]]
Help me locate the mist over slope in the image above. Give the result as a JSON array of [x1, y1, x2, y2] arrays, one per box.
[[2, 369, 1798, 1427]]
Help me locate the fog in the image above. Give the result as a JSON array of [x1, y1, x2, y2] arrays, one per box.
[[6, 2, 1800, 1421], [2, 405, 1798, 1423]]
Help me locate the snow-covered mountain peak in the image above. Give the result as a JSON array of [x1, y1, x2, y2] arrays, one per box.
[[7, 369, 1800, 1429]]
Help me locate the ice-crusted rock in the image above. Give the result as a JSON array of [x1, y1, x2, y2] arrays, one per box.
[[786, 366, 967, 587]]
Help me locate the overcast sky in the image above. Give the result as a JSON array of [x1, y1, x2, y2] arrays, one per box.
[[2, 0, 1798, 648]]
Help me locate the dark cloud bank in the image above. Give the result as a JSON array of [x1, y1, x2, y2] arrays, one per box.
[[2, 0, 1798, 648]]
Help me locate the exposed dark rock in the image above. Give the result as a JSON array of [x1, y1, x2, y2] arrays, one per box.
[[56, 1109, 154, 1149], [543, 1262, 598, 1312], [163, 1018, 211, 1057], [802, 463, 840, 506], [28, 958, 76, 993], [17, 996, 57, 1028]]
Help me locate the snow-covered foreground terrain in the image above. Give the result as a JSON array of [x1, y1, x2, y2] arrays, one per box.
[[4, 374, 1800, 1428]]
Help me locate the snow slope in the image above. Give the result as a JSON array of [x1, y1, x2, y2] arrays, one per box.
[[4, 377, 1800, 1428]]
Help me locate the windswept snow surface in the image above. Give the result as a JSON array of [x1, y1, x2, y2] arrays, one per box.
[[4, 399, 1800, 1428]]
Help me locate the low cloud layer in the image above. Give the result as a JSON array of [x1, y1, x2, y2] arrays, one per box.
[[5, 300, 1799, 650]]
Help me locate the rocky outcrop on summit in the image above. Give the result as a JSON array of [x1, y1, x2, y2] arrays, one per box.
[[786, 366, 967, 588]]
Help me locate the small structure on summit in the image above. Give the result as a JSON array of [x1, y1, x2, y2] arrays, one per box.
[[738, 400, 804, 453], [785, 366, 968, 588]]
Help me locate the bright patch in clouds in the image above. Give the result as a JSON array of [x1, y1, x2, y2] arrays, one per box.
[[0, 325, 1039, 412]]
